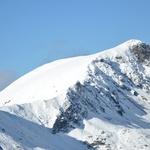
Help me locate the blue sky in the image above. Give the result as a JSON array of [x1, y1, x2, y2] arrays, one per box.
[[1, 0, 150, 90]]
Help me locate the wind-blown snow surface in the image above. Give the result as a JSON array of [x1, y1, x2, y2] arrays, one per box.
[[0, 39, 150, 150]]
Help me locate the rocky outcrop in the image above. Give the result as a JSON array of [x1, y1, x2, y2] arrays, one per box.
[[130, 42, 150, 66]]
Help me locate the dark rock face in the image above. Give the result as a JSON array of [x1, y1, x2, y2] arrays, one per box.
[[52, 94, 87, 133], [130, 42, 150, 66]]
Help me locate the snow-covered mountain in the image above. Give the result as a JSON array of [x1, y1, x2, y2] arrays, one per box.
[[0, 39, 150, 150]]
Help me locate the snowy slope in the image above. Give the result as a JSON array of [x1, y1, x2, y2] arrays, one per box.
[[0, 39, 150, 150], [0, 53, 98, 107]]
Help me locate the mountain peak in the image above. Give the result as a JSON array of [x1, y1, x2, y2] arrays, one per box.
[[118, 39, 142, 49], [115, 39, 150, 66], [0, 40, 150, 150], [126, 39, 142, 45]]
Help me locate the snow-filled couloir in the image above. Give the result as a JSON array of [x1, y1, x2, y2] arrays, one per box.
[[0, 39, 150, 150]]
